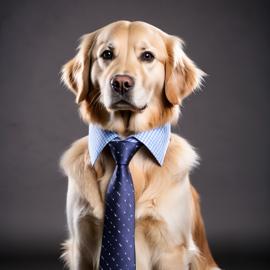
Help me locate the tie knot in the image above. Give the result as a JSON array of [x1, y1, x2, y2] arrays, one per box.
[[108, 139, 142, 165]]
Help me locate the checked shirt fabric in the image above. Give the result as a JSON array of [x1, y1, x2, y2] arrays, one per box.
[[88, 123, 171, 166], [99, 139, 142, 270]]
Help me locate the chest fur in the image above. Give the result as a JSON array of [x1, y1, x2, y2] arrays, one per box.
[[93, 140, 194, 242]]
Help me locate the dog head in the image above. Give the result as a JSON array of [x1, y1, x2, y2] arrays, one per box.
[[61, 21, 204, 135]]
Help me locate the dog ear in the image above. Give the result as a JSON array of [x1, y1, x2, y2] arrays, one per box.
[[164, 36, 205, 105], [61, 31, 97, 104]]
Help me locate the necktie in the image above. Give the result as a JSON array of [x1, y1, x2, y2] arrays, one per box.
[[99, 139, 142, 270]]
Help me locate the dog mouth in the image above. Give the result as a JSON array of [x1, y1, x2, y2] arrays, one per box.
[[110, 100, 147, 112]]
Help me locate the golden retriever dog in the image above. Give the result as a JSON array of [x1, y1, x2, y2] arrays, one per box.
[[60, 20, 220, 270]]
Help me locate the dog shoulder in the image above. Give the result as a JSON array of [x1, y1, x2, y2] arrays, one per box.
[[60, 137, 104, 218], [59, 136, 90, 178], [167, 133, 199, 173]]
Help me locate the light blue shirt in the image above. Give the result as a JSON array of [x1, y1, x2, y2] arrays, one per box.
[[88, 123, 171, 166]]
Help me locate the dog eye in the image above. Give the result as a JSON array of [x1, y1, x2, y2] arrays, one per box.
[[140, 51, 155, 62], [101, 50, 114, 60]]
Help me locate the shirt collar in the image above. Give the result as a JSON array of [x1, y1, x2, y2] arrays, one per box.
[[88, 123, 171, 166]]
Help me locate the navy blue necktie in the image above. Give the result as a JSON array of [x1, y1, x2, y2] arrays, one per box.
[[99, 139, 142, 270]]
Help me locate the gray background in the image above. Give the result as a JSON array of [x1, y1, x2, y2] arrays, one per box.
[[1, 0, 269, 269]]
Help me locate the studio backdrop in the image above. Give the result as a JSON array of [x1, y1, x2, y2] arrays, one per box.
[[0, 0, 269, 269]]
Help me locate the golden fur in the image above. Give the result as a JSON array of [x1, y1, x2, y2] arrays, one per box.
[[60, 20, 219, 269]]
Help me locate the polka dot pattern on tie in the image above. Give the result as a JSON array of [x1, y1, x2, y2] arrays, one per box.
[[99, 139, 142, 270]]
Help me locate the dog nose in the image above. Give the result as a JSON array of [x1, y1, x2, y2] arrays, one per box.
[[111, 75, 135, 95]]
